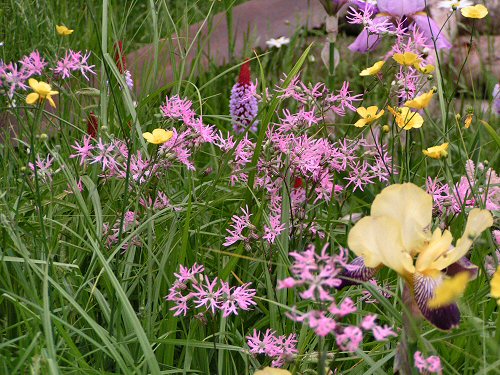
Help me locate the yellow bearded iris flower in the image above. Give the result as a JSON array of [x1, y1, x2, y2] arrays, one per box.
[[56, 25, 74, 35], [142, 129, 174, 144], [388, 106, 424, 130], [461, 4, 488, 19], [360, 61, 385, 76], [422, 142, 449, 159], [393, 52, 421, 66], [345, 183, 493, 330], [405, 90, 435, 110], [354, 106, 384, 128], [26, 79, 59, 108]]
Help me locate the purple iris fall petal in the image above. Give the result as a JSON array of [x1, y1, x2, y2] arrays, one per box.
[[377, 0, 426, 17], [413, 272, 460, 331], [348, 16, 390, 53], [413, 15, 452, 50], [337, 256, 379, 289], [445, 257, 479, 280]]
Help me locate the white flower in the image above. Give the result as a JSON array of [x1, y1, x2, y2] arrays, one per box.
[[265, 36, 290, 49], [438, 0, 474, 10]]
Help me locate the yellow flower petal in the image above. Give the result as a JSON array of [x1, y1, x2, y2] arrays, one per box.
[[26, 92, 40, 105], [405, 90, 435, 110], [348, 215, 415, 276], [428, 272, 470, 308], [254, 368, 292, 375], [360, 61, 385, 76], [490, 267, 500, 303], [461, 4, 488, 19], [56, 25, 74, 35], [431, 208, 493, 270], [354, 119, 368, 128], [415, 229, 453, 272], [415, 63, 435, 74], [422, 142, 448, 159], [389, 106, 424, 130], [47, 95, 56, 108], [371, 183, 433, 253], [28, 78, 39, 90], [143, 129, 173, 144], [393, 52, 420, 66]]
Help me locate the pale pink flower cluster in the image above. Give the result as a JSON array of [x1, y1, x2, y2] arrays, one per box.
[[53, 50, 95, 80], [426, 160, 499, 215], [166, 263, 256, 318], [159, 95, 217, 170], [278, 244, 397, 349], [28, 154, 56, 184], [414, 351, 442, 374], [103, 210, 142, 250], [0, 51, 47, 98], [246, 329, 298, 367]]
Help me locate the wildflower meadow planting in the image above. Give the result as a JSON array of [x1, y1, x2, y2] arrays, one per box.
[[1, 0, 500, 374]]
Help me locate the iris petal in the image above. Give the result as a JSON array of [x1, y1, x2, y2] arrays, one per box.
[[445, 257, 478, 280], [337, 256, 379, 289], [413, 272, 460, 330]]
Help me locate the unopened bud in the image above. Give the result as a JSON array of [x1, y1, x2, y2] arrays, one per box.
[[40, 133, 48, 141], [382, 125, 390, 133]]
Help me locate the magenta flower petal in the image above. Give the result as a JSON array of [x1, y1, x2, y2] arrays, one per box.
[[377, 0, 425, 17], [413, 15, 452, 50], [348, 16, 390, 53], [413, 272, 460, 330]]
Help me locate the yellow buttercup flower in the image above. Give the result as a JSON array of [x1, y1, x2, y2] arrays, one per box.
[[56, 25, 74, 36], [405, 90, 435, 110], [354, 106, 385, 128], [428, 272, 470, 308], [461, 4, 488, 19], [360, 61, 385, 76], [388, 106, 424, 130], [393, 52, 421, 66], [491, 267, 500, 304], [423, 142, 449, 159], [142, 129, 174, 144], [415, 63, 435, 74], [26, 79, 59, 108], [254, 368, 291, 375]]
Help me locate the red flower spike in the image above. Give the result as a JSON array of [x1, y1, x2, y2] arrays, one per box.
[[238, 59, 251, 86], [294, 177, 303, 189], [114, 41, 127, 74], [87, 112, 99, 139]]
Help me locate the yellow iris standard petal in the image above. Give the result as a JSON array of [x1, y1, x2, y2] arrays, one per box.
[[371, 183, 433, 253], [415, 229, 453, 273], [422, 142, 449, 159], [490, 267, 500, 304], [405, 90, 435, 110], [360, 61, 385, 76], [461, 4, 488, 19], [428, 272, 470, 308], [254, 368, 292, 375], [348, 215, 415, 276]]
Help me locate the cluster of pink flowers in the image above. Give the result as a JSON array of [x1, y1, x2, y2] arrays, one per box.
[[427, 159, 499, 215], [103, 211, 142, 250], [0, 49, 95, 100], [414, 351, 442, 374], [166, 263, 256, 318], [28, 154, 57, 184], [246, 329, 298, 367], [0, 51, 47, 98], [53, 50, 95, 80], [278, 244, 397, 350], [220, 74, 397, 248]]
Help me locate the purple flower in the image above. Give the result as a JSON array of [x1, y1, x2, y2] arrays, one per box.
[[229, 60, 259, 133]]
